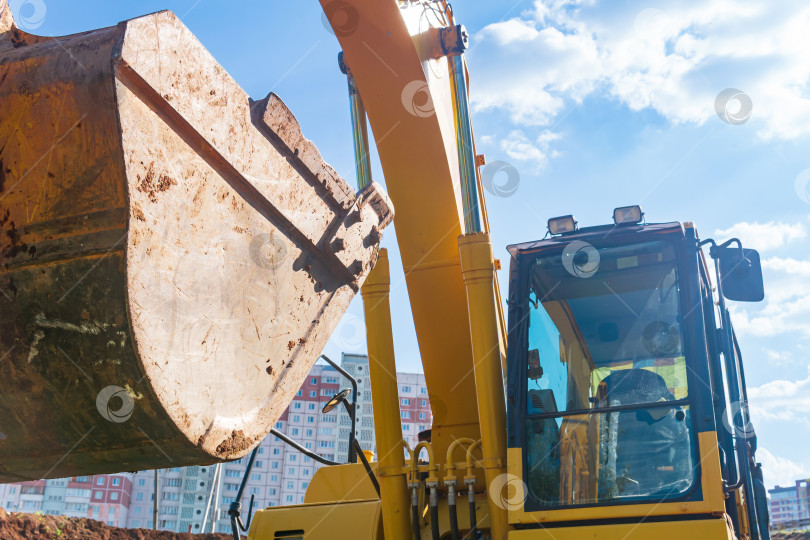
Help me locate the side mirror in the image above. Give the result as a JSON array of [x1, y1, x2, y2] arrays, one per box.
[[718, 247, 764, 302], [322, 388, 352, 414]]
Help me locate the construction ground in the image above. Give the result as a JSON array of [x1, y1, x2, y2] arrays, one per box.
[[0, 507, 235, 539]]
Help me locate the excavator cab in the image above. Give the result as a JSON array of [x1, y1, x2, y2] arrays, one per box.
[[505, 207, 771, 539]]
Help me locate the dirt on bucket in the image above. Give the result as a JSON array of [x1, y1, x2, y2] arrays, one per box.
[[0, 508, 237, 540]]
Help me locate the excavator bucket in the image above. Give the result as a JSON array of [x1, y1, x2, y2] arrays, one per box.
[[0, 2, 393, 482]]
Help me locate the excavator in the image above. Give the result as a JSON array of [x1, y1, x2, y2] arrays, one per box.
[[0, 0, 772, 539]]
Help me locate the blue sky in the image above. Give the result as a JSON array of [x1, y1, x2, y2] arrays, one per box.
[[15, 0, 810, 489]]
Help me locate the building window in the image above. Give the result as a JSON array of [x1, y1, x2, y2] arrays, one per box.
[[136, 493, 143, 501], [255, 460, 264, 468], [401, 411, 410, 419], [112, 477, 121, 486], [293, 415, 300, 422], [420, 400, 427, 407], [110, 492, 119, 501], [296, 390, 303, 396], [306, 429, 313, 437], [273, 448, 280, 455], [96, 477, 105, 486], [308, 403, 316, 410], [401, 398, 410, 406], [420, 387, 427, 394], [419, 412, 426, 420], [251, 473, 262, 481], [272, 462, 279, 469], [138, 479, 145, 486], [310, 391, 317, 398], [311, 377, 318, 384], [94, 491, 103, 500], [294, 402, 302, 409], [401, 386, 411, 393], [307, 416, 314, 423], [289, 455, 296, 462]]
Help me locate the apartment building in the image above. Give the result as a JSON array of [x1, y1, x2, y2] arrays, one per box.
[[769, 478, 810, 528], [1, 354, 430, 535], [0, 474, 132, 527]]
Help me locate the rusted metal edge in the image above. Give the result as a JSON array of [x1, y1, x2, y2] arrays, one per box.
[[251, 93, 356, 212]]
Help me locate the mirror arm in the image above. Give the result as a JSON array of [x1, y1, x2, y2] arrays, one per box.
[[320, 354, 359, 463], [270, 428, 341, 466]]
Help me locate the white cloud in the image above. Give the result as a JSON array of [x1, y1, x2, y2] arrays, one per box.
[[497, 129, 560, 171], [757, 448, 810, 489], [713, 221, 806, 252], [731, 254, 810, 338], [469, 0, 810, 140], [765, 349, 794, 367], [762, 257, 810, 275], [749, 363, 810, 426]]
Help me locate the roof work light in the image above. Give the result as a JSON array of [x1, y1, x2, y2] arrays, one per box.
[[548, 215, 578, 235], [613, 205, 644, 225]]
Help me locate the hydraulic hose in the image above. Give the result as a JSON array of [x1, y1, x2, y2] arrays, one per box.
[[448, 482, 460, 540], [428, 482, 441, 540], [467, 480, 478, 540], [411, 484, 422, 540]]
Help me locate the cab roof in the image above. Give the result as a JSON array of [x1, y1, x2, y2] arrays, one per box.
[[506, 221, 685, 258]]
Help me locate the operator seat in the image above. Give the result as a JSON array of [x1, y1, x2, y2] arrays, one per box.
[[598, 368, 692, 498]]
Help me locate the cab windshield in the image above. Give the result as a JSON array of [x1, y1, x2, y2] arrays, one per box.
[[522, 239, 696, 507]]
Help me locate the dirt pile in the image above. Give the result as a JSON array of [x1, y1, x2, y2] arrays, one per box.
[[0, 508, 235, 540]]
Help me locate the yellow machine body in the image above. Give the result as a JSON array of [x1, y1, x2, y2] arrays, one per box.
[[257, 2, 766, 540], [508, 518, 735, 540]]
